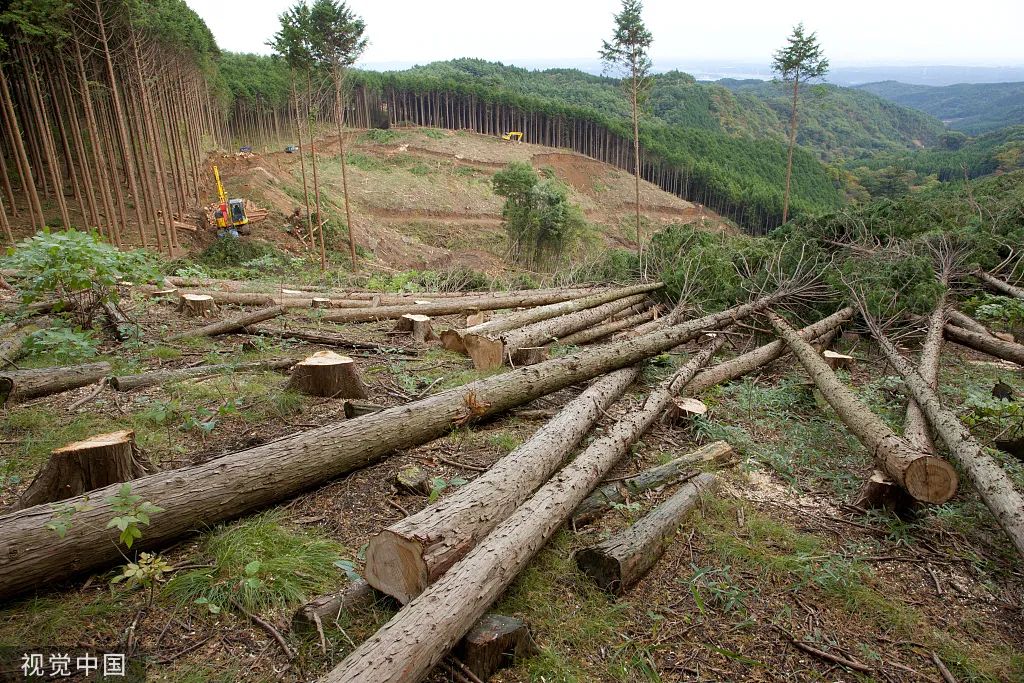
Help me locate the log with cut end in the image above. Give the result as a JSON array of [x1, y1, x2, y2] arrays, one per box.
[[0, 294, 784, 601], [166, 304, 287, 341], [573, 441, 732, 525], [177, 293, 218, 318], [576, 473, 718, 594], [904, 295, 948, 456], [465, 292, 649, 370], [364, 365, 642, 603], [686, 307, 854, 395], [454, 614, 536, 681], [292, 579, 378, 634], [871, 327, 1024, 559], [319, 285, 654, 324], [243, 325, 414, 355], [557, 305, 662, 347], [15, 430, 152, 509], [109, 359, 297, 392], [171, 289, 366, 309], [439, 282, 663, 354], [287, 351, 369, 399], [322, 332, 730, 683], [0, 362, 112, 406], [944, 324, 1024, 366], [767, 311, 957, 504], [394, 314, 436, 343], [976, 270, 1024, 301]]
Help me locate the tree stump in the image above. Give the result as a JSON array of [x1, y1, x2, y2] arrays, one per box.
[[851, 470, 914, 512], [465, 310, 491, 327], [148, 288, 178, 300], [178, 293, 218, 318], [287, 351, 369, 398], [510, 346, 548, 367], [311, 297, 332, 309], [395, 466, 431, 496], [823, 350, 854, 370], [395, 314, 436, 343], [665, 397, 708, 424], [15, 430, 152, 509], [454, 614, 536, 681]]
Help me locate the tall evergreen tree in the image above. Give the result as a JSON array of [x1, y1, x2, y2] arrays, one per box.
[[309, 0, 366, 271], [600, 0, 652, 257], [772, 22, 829, 224]]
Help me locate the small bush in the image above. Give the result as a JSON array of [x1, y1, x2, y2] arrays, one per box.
[[424, 128, 446, 140], [194, 239, 285, 269], [24, 324, 99, 363], [362, 129, 398, 144]]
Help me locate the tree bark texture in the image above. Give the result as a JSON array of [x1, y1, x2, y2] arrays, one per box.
[[0, 362, 112, 406], [556, 306, 660, 348], [976, 271, 1024, 301], [944, 324, 1024, 367], [109, 359, 296, 392], [166, 305, 287, 341]]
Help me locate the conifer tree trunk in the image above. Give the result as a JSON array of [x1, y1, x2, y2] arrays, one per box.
[[0, 64, 44, 229], [306, 71, 326, 269], [782, 75, 799, 224], [334, 69, 357, 270]]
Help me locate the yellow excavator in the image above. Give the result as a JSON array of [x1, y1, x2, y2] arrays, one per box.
[[502, 131, 524, 143], [212, 165, 248, 229]]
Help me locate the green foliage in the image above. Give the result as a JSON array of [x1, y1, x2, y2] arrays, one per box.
[[111, 552, 172, 590], [307, 0, 367, 71], [599, 0, 653, 107], [362, 128, 398, 144], [105, 483, 164, 549], [3, 229, 156, 305], [835, 252, 944, 317], [24, 324, 98, 363], [492, 162, 587, 269], [858, 80, 1024, 135], [771, 23, 830, 85], [968, 294, 1024, 332], [163, 512, 345, 612], [427, 475, 469, 503]]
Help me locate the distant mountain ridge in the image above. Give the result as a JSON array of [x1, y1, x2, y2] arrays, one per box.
[[856, 81, 1024, 134]]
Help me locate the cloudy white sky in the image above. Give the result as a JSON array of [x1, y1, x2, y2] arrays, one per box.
[[186, 0, 1024, 68]]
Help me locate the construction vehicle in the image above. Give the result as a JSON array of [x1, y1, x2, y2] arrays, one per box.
[[502, 131, 524, 143], [212, 165, 248, 229]]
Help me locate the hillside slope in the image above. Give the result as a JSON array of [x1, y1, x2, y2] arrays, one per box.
[[857, 80, 1024, 134], [216, 127, 726, 272]]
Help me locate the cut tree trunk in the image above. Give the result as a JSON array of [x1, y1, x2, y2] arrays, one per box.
[[321, 332, 729, 683], [394, 314, 436, 343], [287, 351, 369, 399], [177, 293, 218, 318], [948, 310, 991, 336], [454, 614, 536, 682], [292, 579, 378, 634], [170, 289, 366, 309], [767, 311, 957, 504], [822, 350, 854, 370], [944, 324, 1024, 366], [464, 293, 649, 370], [319, 285, 657, 324], [364, 365, 643, 603], [573, 441, 732, 525], [242, 325, 414, 355], [872, 328, 1024, 559], [576, 473, 718, 594], [686, 307, 854, 395], [110, 359, 297, 392], [0, 362, 112, 406], [557, 306, 662, 347], [904, 298, 948, 455], [15, 430, 152, 510], [166, 305, 287, 341], [976, 270, 1024, 301], [437, 282, 663, 353], [0, 294, 783, 601]]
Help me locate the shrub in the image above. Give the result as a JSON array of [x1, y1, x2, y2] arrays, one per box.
[[194, 239, 285, 269], [362, 129, 398, 144], [24, 324, 99, 363]]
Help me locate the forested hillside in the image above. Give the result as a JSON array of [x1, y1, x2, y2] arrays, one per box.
[[858, 80, 1024, 134]]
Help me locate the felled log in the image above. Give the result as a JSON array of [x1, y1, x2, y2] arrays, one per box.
[[287, 351, 369, 398], [439, 282, 663, 353], [464, 293, 649, 370], [576, 473, 718, 594], [166, 305, 287, 341], [454, 614, 536, 681], [944, 324, 1024, 366], [292, 579, 378, 634], [0, 361, 112, 406], [767, 311, 958, 504], [109, 359, 296, 392], [101, 301, 136, 341], [319, 285, 652, 324], [365, 365, 643, 603], [948, 309, 991, 335], [242, 325, 414, 355], [609, 300, 652, 321], [872, 327, 1024, 559], [15, 430, 152, 510], [557, 305, 662, 347], [686, 307, 854, 394], [0, 294, 784, 601], [573, 441, 732, 525], [394, 314, 436, 343], [0, 317, 50, 368], [177, 293, 218, 318], [172, 289, 366, 309], [976, 270, 1024, 301], [344, 400, 385, 418], [322, 333, 730, 683]]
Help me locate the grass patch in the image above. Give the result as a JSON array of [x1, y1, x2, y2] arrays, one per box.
[[164, 512, 346, 613], [0, 593, 129, 647]]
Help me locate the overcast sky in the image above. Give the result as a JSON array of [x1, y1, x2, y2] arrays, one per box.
[[186, 0, 1024, 69]]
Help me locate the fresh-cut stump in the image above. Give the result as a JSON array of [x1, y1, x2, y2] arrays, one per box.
[[576, 472, 718, 594], [394, 314, 436, 343], [665, 396, 708, 425], [177, 293, 217, 318], [287, 350, 369, 399], [15, 430, 152, 510], [455, 614, 536, 681]]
